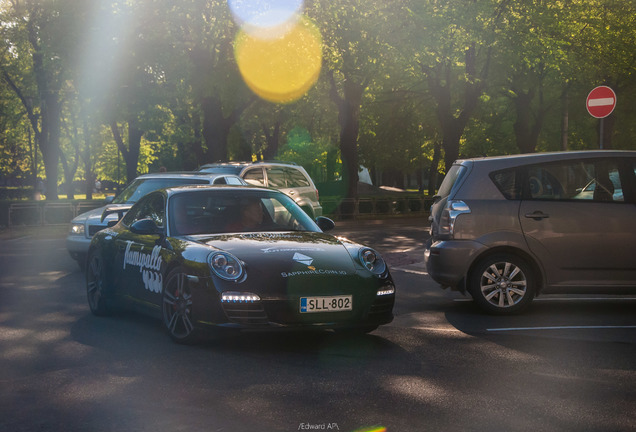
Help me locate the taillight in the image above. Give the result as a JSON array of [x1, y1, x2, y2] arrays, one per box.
[[315, 189, 319, 201], [438, 200, 471, 237]]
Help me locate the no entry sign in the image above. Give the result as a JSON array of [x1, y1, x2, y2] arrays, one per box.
[[586, 86, 616, 118]]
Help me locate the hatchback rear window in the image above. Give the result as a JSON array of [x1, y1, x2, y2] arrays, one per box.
[[436, 165, 467, 199]]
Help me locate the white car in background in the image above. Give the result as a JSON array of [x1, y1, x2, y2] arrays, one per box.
[[198, 161, 323, 218]]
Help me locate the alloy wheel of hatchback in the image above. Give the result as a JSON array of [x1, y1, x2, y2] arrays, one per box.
[[162, 268, 198, 343], [469, 254, 535, 315]]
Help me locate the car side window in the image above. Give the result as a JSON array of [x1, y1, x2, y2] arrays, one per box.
[[226, 176, 244, 185], [243, 168, 265, 186], [490, 169, 522, 200], [266, 167, 287, 188], [526, 160, 623, 202], [212, 177, 227, 185], [285, 168, 310, 187], [124, 193, 166, 227]]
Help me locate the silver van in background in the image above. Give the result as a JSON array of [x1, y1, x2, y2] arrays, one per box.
[[425, 151, 636, 314]]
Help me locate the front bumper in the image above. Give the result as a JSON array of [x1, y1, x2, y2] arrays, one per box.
[[425, 239, 487, 292], [193, 273, 395, 331], [66, 234, 92, 259]]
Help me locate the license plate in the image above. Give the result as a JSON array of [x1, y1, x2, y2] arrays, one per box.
[[300, 296, 352, 313]]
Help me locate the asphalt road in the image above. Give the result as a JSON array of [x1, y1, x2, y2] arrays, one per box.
[[1, 218, 635, 432]]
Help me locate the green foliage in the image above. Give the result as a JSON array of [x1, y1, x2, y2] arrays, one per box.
[[1, 0, 635, 196], [277, 127, 340, 183]]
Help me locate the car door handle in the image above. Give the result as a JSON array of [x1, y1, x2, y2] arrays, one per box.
[[524, 211, 549, 220]]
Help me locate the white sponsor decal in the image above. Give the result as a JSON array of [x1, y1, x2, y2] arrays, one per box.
[[123, 241, 163, 293], [281, 269, 347, 278], [293, 252, 314, 266], [261, 247, 325, 254], [241, 233, 303, 239]]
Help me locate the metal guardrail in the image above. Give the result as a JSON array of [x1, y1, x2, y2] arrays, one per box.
[[321, 196, 433, 219], [5, 197, 433, 226], [7, 201, 104, 227]]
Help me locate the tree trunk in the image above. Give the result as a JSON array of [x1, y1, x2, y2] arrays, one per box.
[[201, 96, 229, 163], [111, 119, 143, 185], [262, 121, 280, 160], [511, 73, 546, 154], [424, 45, 490, 172], [330, 73, 365, 199], [126, 119, 143, 183], [561, 85, 569, 151], [428, 141, 442, 196], [83, 112, 94, 200], [513, 91, 539, 154], [39, 93, 61, 200]]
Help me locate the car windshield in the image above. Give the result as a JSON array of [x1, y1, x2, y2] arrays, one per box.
[[112, 178, 210, 204], [169, 189, 321, 236]]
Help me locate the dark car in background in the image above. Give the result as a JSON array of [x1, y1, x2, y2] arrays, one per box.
[[86, 185, 395, 343], [66, 172, 246, 270], [425, 150, 636, 314]]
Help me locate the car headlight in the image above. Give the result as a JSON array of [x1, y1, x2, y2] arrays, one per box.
[[208, 252, 245, 281], [221, 292, 260, 303], [359, 248, 387, 276], [70, 223, 85, 235]]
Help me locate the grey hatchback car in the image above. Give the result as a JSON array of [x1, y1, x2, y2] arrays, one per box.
[[425, 150, 636, 314]]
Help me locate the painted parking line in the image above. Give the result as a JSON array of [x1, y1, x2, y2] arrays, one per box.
[[534, 297, 636, 302], [487, 325, 636, 332], [393, 268, 428, 275], [454, 297, 636, 302]]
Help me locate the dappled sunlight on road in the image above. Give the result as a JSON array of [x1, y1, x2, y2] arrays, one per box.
[[381, 375, 450, 406]]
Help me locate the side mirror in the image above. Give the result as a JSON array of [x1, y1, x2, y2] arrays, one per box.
[[315, 216, 335, 232], [104, 195, 115, 204], [130, 218, 163, 235]]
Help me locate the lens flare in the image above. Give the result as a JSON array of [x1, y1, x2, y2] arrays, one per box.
[[234, 17, 322, 104], [352, 427, 387, 432], [228, 0, 303, 38]]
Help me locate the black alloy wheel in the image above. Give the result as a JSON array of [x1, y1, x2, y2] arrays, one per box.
[[86, 250, 112, 316], [162, 268, 199, 344]]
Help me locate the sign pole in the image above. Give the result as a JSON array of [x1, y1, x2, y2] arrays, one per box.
[[586, 85, 616, 150]]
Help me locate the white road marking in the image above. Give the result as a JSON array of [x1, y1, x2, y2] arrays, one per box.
[[393, 268, 428, 275], [487, 325, 636, 332], [454, 297, 636, 302]]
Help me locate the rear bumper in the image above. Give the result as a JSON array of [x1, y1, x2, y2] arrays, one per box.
[[425, 239, 488, 291]]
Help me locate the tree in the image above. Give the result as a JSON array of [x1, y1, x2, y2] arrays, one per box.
[[170, 0, 254, 164], [405, 0, 505, 171], [0, 0, 79, 199], [308, 0, 402, 198]]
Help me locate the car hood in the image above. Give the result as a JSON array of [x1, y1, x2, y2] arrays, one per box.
[[71, 205, 109, 224], [71, 204, 131, 225], [195, 232, 360, 276]]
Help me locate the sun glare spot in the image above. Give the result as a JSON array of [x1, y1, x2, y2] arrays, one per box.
[[234, 17, 321, 104], [228, 0, 303, 35]]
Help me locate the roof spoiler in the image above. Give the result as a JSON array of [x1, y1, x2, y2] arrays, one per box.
[[101, 204, 134, 223]]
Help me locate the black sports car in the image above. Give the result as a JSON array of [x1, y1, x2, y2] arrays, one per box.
[[86, 185, 395, 343]]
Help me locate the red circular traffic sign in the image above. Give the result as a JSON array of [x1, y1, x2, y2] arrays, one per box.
[[586, 86, 616, 118]]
